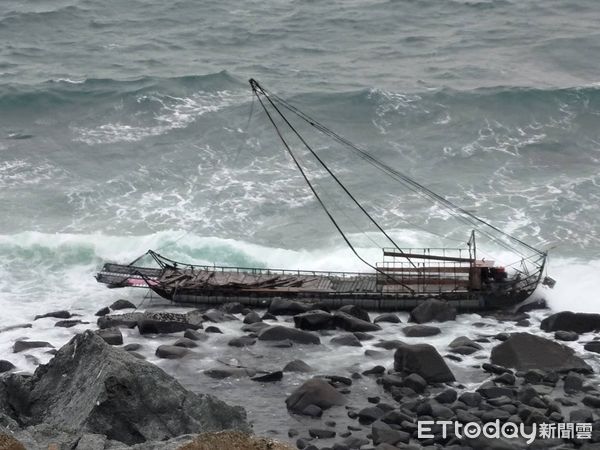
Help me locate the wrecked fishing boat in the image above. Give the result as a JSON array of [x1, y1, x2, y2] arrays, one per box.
[[96, 79, 553, 311]]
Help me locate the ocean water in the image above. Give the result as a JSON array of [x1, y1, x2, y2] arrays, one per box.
[[1, 0, 599, 389]]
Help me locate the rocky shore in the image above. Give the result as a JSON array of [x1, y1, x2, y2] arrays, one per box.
[[1, 297, 599, 449]]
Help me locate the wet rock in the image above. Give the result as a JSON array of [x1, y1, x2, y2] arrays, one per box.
[[449, 336, 483, 350], [0, 360, 16, 373], [268, 298, 311, 316], [228, 336, 256, 347], [362, 365, 385, 376], [184, 329, 209, 341], [34, 310, 72, 320], [258, 325, 320, 345], [243, 311, 261, 324], [338, 305, 371, 322], [374, 340, 404, 350], [450, 346, 478, 355], [445, 354, 462, 362], [268, 339, 293, 348], [330, 334, 362, 347], [554, 330, 579, 341], [251, 371, 283, 382], [353, 332, 375, 341], [204, 368, 256, 379], [482, 363, 513, 375], [242, 322, 270, 333], [110, 299, 136, 310], [333, 311, 381, 332], [584, 341, 600, 354], [5, 332, 248, 445], [123, 343, 141, 351], [13, 340, 54, 353], [302, 404, 323, 417], [477, 384, 516, 400], [402, 325, 441, 337], [96, 328, 123, 346], [221, 302, 245, 314], [202, 309, 237, 323], [570, 408, 594, 423], [174, 337, 199, 348], [294, 310, 334, 330], [309, 428, 336, 439], [490, 332, 593, 373], [371, 421, 410, 446], [261, 312, 277, 321], [458, 392, 482, 407], [582, 395, 600, 408], [365, 349, 386, 358], [155, 345, 190, 359], [357, 406, 385, 424], [205, 326, 223, 334], [97, 312, 144, 329], [55, 319, 86, 328], [283, 359, 313, 373], [564, 373, 584, 393], [435, 388, 457, 404], [402, 373, 427, 393], [374, 313, 401, 324], [540, 311, 600, 333], [393, 342, 455, 383], [285, 378, 347, 413], [409, 299, 456, 324], [515, 319, 530, 327], [494, 373, 516, 385], [95, 307, 110, 317]]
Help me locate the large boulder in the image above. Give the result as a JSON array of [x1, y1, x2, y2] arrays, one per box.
[[293, 310, 334, 331], [393, 343, 455, 383], [285, 378, 346, 413], [338, 305, 371, 323], [490, 332, 593, 373], [540, 311, 600, 333], [258, 325, 320, 345], [333, 311, 381, 332], [268, 298, 311, 316], [409, 299, 456, 324], [5, 331, 248, 445]]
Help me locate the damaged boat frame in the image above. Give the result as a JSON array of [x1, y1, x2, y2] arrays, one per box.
[[96, 79, 553, 311]]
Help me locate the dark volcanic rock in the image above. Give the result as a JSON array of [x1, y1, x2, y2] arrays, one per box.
[[96, 328, 123, 346], [202, 309, 237, 323], [205, 326, 223, 334], [283, 360, 313, 373], [268, 298, 311, 316], [173, 337, 199, 348], [0, 360, 15, 373], [251, 371, 283, 382], [228, 336, 257, 347], [584, 341, 600, 353], [333, 311, 381, 332], [285, 378, 347, 413], [338, 305, 371, 322], [241, 322, 270, 333], [155, 345, 190, 359], [357, 406, 384, 424], [110, 299, 136, 310], [449, 336, 483, 350], [393, 342, 455, 383], [35, 310, 71, 320], [293, 310, 334, 331], [409, 299, 456, 324], [374, 313, 401, 324], [13, 340, 54, 353], [554, 330, 579, 342], [204, 368, 256, 379], [55, 319, 86, 328], [242, 311, 262, 324], [401, 324, 441, 337], [221, 302, 245, 314], [95, 307, 110, 317], [258, 325, 320, 344], [490, 332, 593, 373], [330, 334, 362, 347], [184, 329, 209, 341], [514, 297, 547, 313], [541, 311, 600, 333], [309, 428, 336, 439], [374, 339, 404, 350], [7, 331, 248, 445]]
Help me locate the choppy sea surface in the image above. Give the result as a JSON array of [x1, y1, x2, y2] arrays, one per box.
[[1, 0, 599, 432]]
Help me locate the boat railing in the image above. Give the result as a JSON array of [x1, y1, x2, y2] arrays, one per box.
[[170, 264, 374, 280]]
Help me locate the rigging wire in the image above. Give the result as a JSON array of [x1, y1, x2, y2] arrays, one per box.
[[255, 81, 544, 259]]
